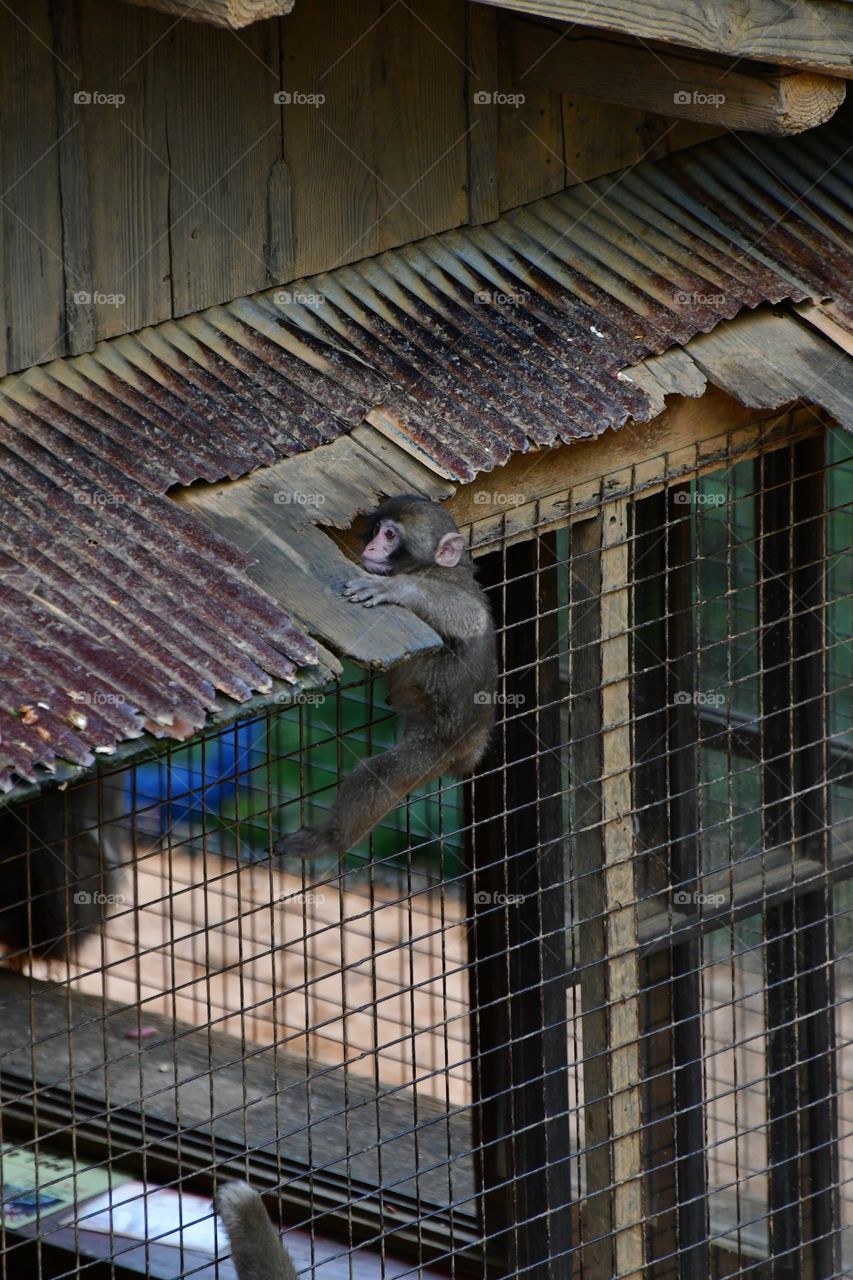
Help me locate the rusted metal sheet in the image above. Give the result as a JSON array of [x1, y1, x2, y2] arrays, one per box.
[[1, 117, 852, 790]]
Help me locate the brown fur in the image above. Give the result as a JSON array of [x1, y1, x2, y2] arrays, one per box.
[[273, 497, 497, 860]]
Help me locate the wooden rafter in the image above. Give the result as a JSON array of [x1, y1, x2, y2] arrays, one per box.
[[117, 0, 294, 28], [479, 0, 853, 77], [510, 17, 846, 134]]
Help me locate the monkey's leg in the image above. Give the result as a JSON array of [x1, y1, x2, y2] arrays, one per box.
[[273, 733, 447, 861]]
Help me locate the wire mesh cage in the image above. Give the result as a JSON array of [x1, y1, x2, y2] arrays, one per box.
[[0, 411, 851, 1280]]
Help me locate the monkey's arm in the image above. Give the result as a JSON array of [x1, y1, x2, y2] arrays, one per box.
[[215, 1181, 299, 1280], [344, 574, 489, 640]]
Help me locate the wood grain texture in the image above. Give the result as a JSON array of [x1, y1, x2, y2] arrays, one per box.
[[512, 18, 846, 134], [284, 0, 380, 277], [117, 0, 294, 26], [178, 433, 451, 668], [50, 0, 95, 355], [372, 0, 468, 249], [0, 0, 66, 374], [474, 0, 853, 76], [465, 2, 500, 224], [164, 17, 282, 315], [80, 0, 171, 339], [495, 7, 565, 209]]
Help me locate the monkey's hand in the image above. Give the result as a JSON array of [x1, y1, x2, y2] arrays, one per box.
[[344, 575, 400, 607]]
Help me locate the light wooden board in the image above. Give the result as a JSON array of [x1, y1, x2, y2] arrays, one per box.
[[117, 0, 294, 24], [512, 18, 846, 134], [475, 0, 853, 76], [177, 431, 453, 667]]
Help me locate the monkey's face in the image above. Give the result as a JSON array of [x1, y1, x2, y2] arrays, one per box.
[[362, 518, 401, 575], [362, 510, 466, 575]]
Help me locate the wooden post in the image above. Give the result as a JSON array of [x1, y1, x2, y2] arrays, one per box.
[[570, 500, 645, 1279]]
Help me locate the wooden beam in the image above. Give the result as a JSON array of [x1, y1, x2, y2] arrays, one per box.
[[477, 0, 853, 77], [510, 18, 846, 134], [117, 0, 294, 28]]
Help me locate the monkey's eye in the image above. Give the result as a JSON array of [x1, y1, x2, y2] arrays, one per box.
[[384, 528, 396, 542]]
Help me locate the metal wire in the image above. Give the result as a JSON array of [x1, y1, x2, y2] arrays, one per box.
[[0, 416, 851, 1279]]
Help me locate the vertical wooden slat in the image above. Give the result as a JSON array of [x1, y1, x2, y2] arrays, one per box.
[[571, 499, 645, 1280], [285, 0, 379, 278], [495, 9, 564, 211], [80, 0, 171, 339], [466, 2, 500, 225], [0, 0, 66, 374], [50, 0, 94, 355], [601, 499, 645, 1280], [165, 17, 282, 316], [372, 0, 467, 249]]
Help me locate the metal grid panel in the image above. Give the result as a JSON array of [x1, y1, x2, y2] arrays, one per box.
[[0, 418, 851, 1279]]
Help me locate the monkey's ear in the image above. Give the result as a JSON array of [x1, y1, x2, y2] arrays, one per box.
[[435, 532, 465, 567]]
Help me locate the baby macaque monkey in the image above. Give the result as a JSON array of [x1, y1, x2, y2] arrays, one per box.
[[274, 495, 497, 860], [216, 1181, 298, 1279]]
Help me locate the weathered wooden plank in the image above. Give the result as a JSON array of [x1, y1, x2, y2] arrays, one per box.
[[466, 2, 501, 225], [0, 969, 478, 1254], [118, 0, 294, 25], [372, 0, 468, 249], [177, 445, 444, 667], [494, 8, 565, 209], [0, 0, 66, 374], [475, 0, 853, 77], [284, 0, 379, 279], [562, 93, 722, 183], [50, 0, 95, 355], [687, 310, 853, 430], [79, 0, 171, 340], [164, 17, 282, 315], [599, 497, 644, 1280], [512, 18, 846, 134]]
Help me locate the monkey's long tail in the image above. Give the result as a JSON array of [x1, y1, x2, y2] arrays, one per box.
[[215, 1181, 299, 1280]]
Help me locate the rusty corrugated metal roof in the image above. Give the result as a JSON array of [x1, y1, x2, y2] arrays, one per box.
[[2, 115, 852, 791]]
